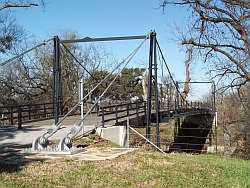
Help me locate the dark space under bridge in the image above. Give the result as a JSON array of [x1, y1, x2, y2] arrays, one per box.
[[0, 31, 216, 154]]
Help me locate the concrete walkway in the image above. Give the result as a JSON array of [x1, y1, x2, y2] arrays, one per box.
[[0, 114, 103, 148], [0, 114, 136, 163]]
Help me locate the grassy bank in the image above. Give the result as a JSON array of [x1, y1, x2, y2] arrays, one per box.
[[0, 148, 249, 188]]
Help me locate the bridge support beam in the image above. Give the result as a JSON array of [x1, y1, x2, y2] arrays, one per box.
[[146, 30, 160, 148], [52, 36, 63, 124]]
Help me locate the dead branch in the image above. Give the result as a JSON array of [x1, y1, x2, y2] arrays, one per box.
[[0, 3, 38, 11]]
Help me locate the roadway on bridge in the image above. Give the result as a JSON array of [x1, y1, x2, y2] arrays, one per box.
[[0, 114, 139, 163], [0, 114, 103, 148]]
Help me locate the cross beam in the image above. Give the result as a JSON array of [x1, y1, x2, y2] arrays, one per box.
[[60, 35, 148, 43]]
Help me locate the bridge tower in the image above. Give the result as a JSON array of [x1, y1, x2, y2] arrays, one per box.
[[146, 30, 160, 148], [53, 36, 63, 124]]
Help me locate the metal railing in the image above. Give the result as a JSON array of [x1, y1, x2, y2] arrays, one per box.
[[0, 102, 55, 129], [99, 101, 146, 127]]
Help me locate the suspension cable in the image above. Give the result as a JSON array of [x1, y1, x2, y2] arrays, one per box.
[[51, 36, 148, 129], [61, 43, 96, 80], [72, 49, 140, 134], [156, 39, 176, 86], [156, 39, 191, 107], [0, 38, 53, 67]]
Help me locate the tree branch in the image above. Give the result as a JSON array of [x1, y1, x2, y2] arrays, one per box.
[[183, 39, 250, 81], [0, 3, 38, 11]]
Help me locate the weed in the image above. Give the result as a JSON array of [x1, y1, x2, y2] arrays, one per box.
[[88, 134, 95, 140]]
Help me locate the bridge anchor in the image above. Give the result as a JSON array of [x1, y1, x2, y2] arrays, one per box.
[[20, 132, 85, 155]]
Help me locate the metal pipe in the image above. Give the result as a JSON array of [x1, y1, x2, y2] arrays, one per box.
[[146, 31, 154, 140], [153, 31, 160, 148], [53, 36, 60, 124], [60, 35, 148, 43]]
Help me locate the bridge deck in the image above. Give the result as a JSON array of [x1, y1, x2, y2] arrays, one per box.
[[0, 114, 102, 148], [0, 106, 215, 148]]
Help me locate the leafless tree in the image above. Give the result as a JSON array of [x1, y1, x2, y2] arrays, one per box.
[[0, 29, 118, 111], [160, 0, 250, 158], [160, 0, 250, 91], [0, 0, 44, 11], [0, 1, 44, 54]]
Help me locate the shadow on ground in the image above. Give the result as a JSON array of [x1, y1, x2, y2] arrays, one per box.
[[0, 125, 45, 147], [0, 144, 49, 173]]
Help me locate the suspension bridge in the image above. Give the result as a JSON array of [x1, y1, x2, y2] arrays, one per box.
[[0, 30, 216, 154]]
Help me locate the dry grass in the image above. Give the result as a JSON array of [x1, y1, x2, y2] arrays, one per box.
[[1, 123, 250, 187], [1, 143, 250, 188]]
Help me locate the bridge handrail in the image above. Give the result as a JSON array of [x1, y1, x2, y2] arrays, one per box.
[[0, 102, 56, 129], [98, 101, 146, 115], [99, 101, 146, 127]]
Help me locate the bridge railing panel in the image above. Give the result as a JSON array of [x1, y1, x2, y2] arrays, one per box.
[[99, 101, 146, 127], [0, 102, 55, 129]]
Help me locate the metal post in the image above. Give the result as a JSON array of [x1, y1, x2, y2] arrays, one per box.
[[28, 105, 31, 120], [136, 102, 139, 127], [1, 114, 4, 126], [153, 31, 160, 148], [10, 107, 13, 125], [176, 81, 179, 111], [79, 79, 84, 134], [177, 118, 180, 143], [44, 103, 46, 118], [168, 86, 170, 112], [116, 105, 118, 125], [146, 31, 155, 140], [209, 117, 213, 146], [215, 111, 218, 154], [53, 36, 61, 124], [212, 81, 218, 153], [102, 107, 105, 128]]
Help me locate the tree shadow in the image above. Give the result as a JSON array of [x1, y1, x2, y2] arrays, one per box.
[[0, 144, 47, 173], [0, 125, 45, 147], [0, 125, 52, 173]]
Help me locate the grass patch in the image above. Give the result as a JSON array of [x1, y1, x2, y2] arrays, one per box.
[[0, 149, 249, 187]]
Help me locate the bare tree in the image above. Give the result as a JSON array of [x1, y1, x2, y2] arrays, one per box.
[[160, 1, 250, 158], [0, 11, 27, 54], [0, 28, 120, 111], [0, 0, 44, 11], [0, 1, 44, 54], [160, 0, 250, 91]]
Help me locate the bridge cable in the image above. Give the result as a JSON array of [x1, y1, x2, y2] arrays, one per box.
[[38, 36, 149, 141], [60, 36, 149, 139], [157, 45, 168, 111], [0, 38, 53, 67], [60, 43, 114, 100], [156, 39, 191, 107], [61, 43, 97, 82]]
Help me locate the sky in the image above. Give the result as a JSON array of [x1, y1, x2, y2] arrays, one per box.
[[9, 0, 210, 95]]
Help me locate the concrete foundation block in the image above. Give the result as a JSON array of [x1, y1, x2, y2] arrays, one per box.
[[96, 126, 128, 147]]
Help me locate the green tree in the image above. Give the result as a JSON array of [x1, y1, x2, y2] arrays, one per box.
[[118, 67, 145, 101], [84, 67, 146, 104]]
